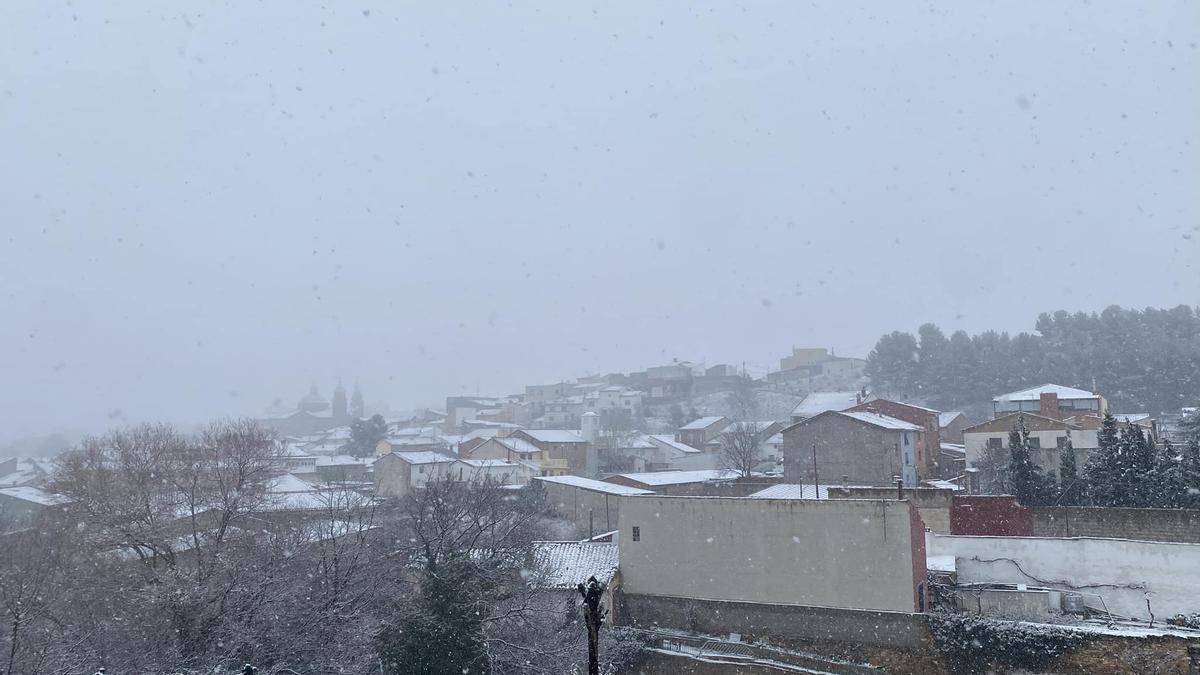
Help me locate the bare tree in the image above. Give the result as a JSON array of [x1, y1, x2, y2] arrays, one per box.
[[719, 421, 762, 478]]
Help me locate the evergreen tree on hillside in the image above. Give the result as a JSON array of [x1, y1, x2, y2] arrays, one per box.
[[864, 331, 919, 397], [1007, 415, 1053, 505], [1084, 412, 1122, 506], [863, 305, 1200, 412], [1057, 434, 1081, 505]]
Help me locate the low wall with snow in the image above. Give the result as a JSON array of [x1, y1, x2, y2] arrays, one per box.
[[928, 533, 1200, 621]]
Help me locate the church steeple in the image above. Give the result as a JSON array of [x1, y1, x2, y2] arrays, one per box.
[[350, 383, 365, 418], [332, 378, 349, 421]]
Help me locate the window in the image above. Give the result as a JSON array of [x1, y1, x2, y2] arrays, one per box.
[[418, 466, 425, 474], [1056, 436, 1069, 449], [987, 437, 1003, 450], [632, 526, 641, 542], [1027, 437, 1041, 450]]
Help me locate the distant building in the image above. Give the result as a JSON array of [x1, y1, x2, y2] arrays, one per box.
[[0, 486, 70, 532], [789, 390, 873, 423], [781, 410, 924, 487], [963, 413, 1096, 477], [372, 451, 456, 499], [767, 348, 867, 392], [513, 429, 594, 476], [847, 399, 942, 480], [676, 416, 731, 449], [534, 475, 654, 534], [991, 384, 1106, 420], [451, 459, 539, 486], [258, 382, 359, 437], [603, 469, 743, 494], [938, 411, 970, 444]]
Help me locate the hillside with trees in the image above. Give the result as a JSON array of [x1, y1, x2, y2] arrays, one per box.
[[864, 305, 1200, 413]]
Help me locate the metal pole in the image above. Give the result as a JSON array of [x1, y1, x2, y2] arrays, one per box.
[[811, 443, 819, 498]]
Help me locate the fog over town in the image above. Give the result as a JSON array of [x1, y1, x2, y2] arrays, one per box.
[[2, 2, 1199, 674], [3, 2, 1197, 443]]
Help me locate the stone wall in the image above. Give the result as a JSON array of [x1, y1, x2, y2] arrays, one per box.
[[618, 593, 944, 674], [622, 593, 1200, 675], [1033, 506, 1200, 544]]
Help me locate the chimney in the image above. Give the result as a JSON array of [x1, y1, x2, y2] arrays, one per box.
[[841, 475, 849, 494], [1040, 392, 1060, 419], [894, 474, 904, 500]]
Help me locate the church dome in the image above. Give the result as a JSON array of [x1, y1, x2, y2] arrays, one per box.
[[299, 384, 330, 413]]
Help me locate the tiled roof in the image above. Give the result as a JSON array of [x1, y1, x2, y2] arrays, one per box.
[[530, 542, 619, 589]]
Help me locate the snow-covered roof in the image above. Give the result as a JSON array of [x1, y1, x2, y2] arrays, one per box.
[[531, 542, 619, 589], [315, 455, 375, 467], [938, 411, 965, 428], [679, 416, 726, 430], [747, 483, 866, 500], [0, 459, 50, 488], [533, 475, 654, 496], [457, 458, 526, 469], [0, 486, 70, 506], [839, 411, 923, 431], [1113, 413, 1151, 424], [496, 437, 543, 455], [994, 384, 1099, 402], [647, 434, 702, 454], [940, 443, 966, 456], [611, 469, 742, 486], [616, 434, 657, 450], [791, 391, 866, 418], [265, 473, 316, 493], [521, 430, 586, 444], [923, 479, 965, 491], [391, 451, 456, 465]]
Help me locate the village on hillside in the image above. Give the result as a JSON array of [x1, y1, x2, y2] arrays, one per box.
[[5, 344, 1200, 674]]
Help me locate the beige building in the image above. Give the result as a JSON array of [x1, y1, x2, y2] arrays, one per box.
[[534, 475, 653, 535], [372, 451, 456, 498], [963, 413, 1097, 477], [619, 496, 927, 613]]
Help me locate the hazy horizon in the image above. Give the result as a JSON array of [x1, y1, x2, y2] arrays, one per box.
[[3, 1, 1197, 443]]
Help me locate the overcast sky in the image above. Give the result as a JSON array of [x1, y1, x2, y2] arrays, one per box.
[[2, 1, 1197, 441]]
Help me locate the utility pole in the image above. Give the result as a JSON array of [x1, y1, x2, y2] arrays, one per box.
[[811, 442, 819, 498], [578, 576, 608, 675]]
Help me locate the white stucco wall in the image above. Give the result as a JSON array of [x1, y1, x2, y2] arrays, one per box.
[[927, 533, 1200, 620], [619, 496, 924, 612]]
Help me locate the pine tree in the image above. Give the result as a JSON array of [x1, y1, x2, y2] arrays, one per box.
[[376, 559, 492, 674], [1152, 439, 1186, 509], [1008, 415, 1052, 505], [1181, 439, 1200, 509], [345, 413, 389, 457], [1058, 434, 1081, 505], [1119, 423, 1157, 507], [1084, 412, 1122, 506]]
